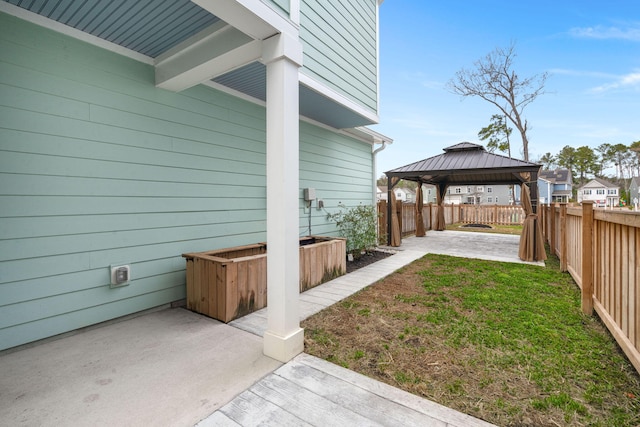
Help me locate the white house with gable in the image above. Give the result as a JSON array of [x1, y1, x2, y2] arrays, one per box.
[[577, 178, 620, 207]]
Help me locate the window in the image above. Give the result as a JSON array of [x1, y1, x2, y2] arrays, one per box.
[[396, 192, 402, 198], [466, 186, 471, 193], [596, 189, 605, 195], [495, 197, 499, 203], [477, 186, 484, 192], [455, 187, 461, 194], [487, 187, 493, 193], [608, 189, 617, 195], [584, 189, 592, 195], [487, 197, 493, 203], [466, 196, 475, 204]]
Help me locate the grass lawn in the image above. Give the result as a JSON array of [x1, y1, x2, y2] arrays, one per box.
[[302, 248, 640, 426]]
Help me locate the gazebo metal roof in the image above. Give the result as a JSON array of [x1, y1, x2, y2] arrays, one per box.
[[386, 142, 541, 187]]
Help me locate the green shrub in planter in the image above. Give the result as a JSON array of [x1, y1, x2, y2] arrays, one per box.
[[327, 203, 378, 259]]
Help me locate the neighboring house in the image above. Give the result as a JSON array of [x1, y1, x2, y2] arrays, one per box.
[[0, 0, 391, 358], [538, 169, 572, 205], [630, 178, 640, 208], [377, 184, 436, 204], [421, 184, 438, 204], [577, 178, 620, 207], [444, 185, 512, 205], [376, 186, 388, 201], [394, 187, 415, 203]]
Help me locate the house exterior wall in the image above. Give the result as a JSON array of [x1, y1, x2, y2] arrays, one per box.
[[299, 121, 373, 235], [0, 13, 374, 351], [299, 0, 378, 114], [270, 0, 290, 14], [393, 188, 414, 202], [538, 179, 551, 205], [445, 185, 512, 205], [577, 180, 620, 207]]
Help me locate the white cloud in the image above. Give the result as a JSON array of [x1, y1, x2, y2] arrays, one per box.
[[590, 71, 640, 92], [569, 24, 640, 41]]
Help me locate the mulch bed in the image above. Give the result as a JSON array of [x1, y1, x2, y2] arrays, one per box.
[[346, 250, 395, 273]]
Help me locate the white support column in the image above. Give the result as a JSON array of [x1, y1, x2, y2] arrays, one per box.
[[262, 33, 304, 362]]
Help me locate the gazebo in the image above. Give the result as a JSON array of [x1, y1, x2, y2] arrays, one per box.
[[385, 142, 546, 262]]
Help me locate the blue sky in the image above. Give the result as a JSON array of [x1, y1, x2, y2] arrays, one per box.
[[371, 1, 640, 176]]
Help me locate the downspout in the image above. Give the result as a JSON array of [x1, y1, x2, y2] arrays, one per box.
[[372, 139, 388, 206], [372, 139, 388, 247]]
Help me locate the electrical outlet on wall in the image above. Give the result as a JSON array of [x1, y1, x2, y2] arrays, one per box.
[[110, 264, 131, 288]]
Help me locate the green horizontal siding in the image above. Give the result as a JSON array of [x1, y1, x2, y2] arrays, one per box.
[[299, 122, 373, 236], [0, 12, 374, 350], [270, 0, 290, 14], [300, 0, 378, 113]]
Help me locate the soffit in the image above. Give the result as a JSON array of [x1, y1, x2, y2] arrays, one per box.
[[4, 0, 219, 57], [3, 0, 375, 129], [213, 62, 375, 128]]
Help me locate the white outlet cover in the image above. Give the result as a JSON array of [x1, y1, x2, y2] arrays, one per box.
[[110, 264, 131, 287]]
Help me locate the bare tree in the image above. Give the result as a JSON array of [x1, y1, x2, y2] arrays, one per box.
[[629, 140, 640, 177], [448, 42, 549, 162]]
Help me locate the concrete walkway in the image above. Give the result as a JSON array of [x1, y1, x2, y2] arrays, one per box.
[[0, 231, 536, 426]]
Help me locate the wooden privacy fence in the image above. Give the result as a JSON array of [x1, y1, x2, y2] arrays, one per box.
[[540, 202, 640, 374], [377, 202, 524, 238]]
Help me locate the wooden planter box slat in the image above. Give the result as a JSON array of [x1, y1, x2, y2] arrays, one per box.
[[183, 236, 345, 322]]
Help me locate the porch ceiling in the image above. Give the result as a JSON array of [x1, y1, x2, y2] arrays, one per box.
[[2, 0, 373, 129]]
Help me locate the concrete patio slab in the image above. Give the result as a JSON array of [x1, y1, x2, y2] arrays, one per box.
[[0, 308, 281, 427]]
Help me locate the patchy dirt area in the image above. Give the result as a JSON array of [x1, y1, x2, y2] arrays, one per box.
[[303, 253, 640, 427]]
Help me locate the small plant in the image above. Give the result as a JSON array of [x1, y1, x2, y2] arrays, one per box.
[[327, 203, 378, 259]]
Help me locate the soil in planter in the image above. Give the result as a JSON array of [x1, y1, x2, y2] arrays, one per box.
[[299, 237, 318, 246]]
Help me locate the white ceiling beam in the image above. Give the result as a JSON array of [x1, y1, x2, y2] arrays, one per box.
[[155, 24, 261, 92], [192, 0, 297, 40]]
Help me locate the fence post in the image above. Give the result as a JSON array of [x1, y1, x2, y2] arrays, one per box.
[[581, 201, 594, 315], [539, 205, 545, 239], [549, 203, 556, 252], [559, 203, 567, 272]]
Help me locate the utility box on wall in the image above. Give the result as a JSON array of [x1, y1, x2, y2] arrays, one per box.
[[304, 188, 316, 201]]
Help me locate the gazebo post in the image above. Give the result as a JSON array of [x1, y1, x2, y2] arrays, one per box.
[[531, 171, 539, 260], [530, 171, 539, 215], [386, 184, 392, 246]]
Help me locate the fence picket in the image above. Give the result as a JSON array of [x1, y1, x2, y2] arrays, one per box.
[[542, 204, 640, 374]]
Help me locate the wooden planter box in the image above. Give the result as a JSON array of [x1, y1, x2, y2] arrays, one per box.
[[183, 236, 346, 322]]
